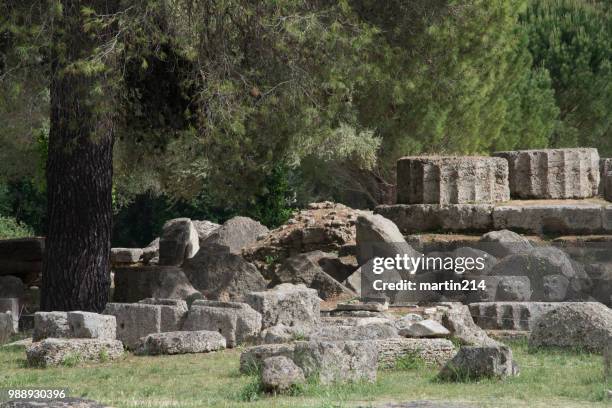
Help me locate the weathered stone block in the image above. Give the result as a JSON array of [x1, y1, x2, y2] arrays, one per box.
[[33, 312, 70, 341], [138, 298, 188, 332], [246, 284, 320, 331], [67, 312, 116, 340], [240, 340, 378, 385], [469, 302, 571, 331], [182, 300, 261, 347], [494, 148, 599, 199], [375, 338, 456, 368], [136, 330, 226, 355], [600, 158, 612, 198], [438, 343, 518, 380], [158, 218, 199, 266], [261, 356, 305, 392], [492, 203, 604, 234], [529, 302, 612, 352], [396, 156, 509, 204], [26, 338, 124, 367], [103, 303, 161, 350], [375, 204, 493, 234]]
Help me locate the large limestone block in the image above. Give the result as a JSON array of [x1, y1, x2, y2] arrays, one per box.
[[396, 156, 509, 204], [110, 248, 143, 265], [138, 298, 188, 332], [528, 302, 612, 352], [158, 218, 199, 266], [182, 300, 262, 347], [26, 338, 124, 367], [182, 243, 266, 301], [600, 158, 612, 199], [355, 213, 421, 265], [438, 343, 518, 380], [201, 216, 268, 253], [240, 340, 378, 385], [103, 303, 161, 350], [468, 301, 582, 331], [136, 330, 226, 355], [494, 148, 599, 199], [271, 251, 355, 300], [67, 312, 116, 340], [492, 203, 605, 235], [33, 312, 71, 341], [246, 284, 320, 331], [375, 338, 456, 368], [375, 204, 494, 234], [261, 356, 305, 392]]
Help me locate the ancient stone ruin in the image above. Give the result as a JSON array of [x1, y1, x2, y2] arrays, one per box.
[[1, 147, 611, 404]]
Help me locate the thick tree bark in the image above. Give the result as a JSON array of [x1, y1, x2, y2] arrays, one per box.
[[41, 1, 118, 312]]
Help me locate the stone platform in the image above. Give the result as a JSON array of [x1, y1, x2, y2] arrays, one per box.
[[376, 199, 612, 235]]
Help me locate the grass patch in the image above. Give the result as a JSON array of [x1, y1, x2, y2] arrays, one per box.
[[0, 340, 608, 408]]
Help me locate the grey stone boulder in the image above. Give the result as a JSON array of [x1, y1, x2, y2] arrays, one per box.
[[158, 218, 199, 266], [261, 356, 305, 392], [271, 251, 355, 300], [136, 330, 226, 355], [138, 298, 188, 332], [439, 304, 497, 346], [26, 338, 124, 367], [0, 312, 13, 344], [201, 216, 268, 253], [113, 265, 201, 303], [0, 275, 25, 299], [496, 276, 531, 301], [33, 312, 71, 341], [399, 320, 450, 338], [479, 230, 533, 258], [110, 248, 143, 264], [192, 220, 220, 245], [355, 213, 421, 266], [490, 246, 588, 301], [240, 340, 378, 385], [103, 303, 161, 350], [67, 312, 116, 340], [246, 284, 320, 331], [529, 302, 612, 352], [182, 243, 266, 301], [182, 300, 262, 347], [438, 343, 518, 380]]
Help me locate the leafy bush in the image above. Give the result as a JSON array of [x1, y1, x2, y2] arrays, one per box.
[[0, 216, 34, 239]]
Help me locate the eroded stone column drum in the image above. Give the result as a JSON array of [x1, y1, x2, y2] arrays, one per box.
[[494, 148, 599, 199], [396, 156, 509, 204]]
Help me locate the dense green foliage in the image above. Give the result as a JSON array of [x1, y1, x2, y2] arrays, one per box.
[[523, 0, 611, 154], [1, 0, 610, 244]]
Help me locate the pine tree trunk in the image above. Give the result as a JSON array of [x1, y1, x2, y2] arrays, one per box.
[[41, 1, 118, 312]]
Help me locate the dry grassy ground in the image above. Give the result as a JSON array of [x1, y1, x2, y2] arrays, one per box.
[[0, 338, 609, 408]]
